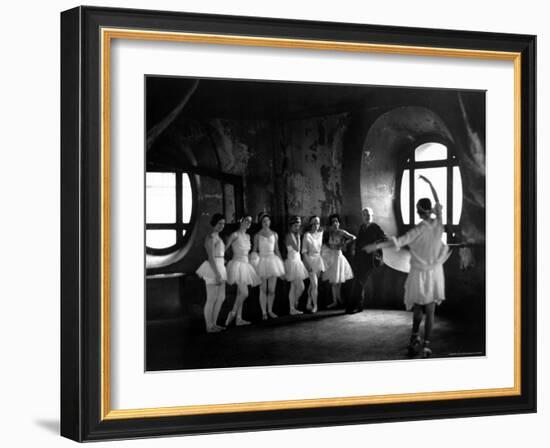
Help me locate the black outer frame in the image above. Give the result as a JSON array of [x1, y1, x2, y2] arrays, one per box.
[[60, 5, 536, 442]]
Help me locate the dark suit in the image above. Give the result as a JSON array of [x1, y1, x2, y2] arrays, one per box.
[[346, 222, 386, 313]]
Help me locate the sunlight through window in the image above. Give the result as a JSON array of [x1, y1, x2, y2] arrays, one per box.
[[414, 142, 447, 161], [146, 173, 176, 223], [146, 171, 194, 252], [400, 143, 463, 231]]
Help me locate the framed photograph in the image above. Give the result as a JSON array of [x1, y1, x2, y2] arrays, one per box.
[[60, 6, 536, 442]]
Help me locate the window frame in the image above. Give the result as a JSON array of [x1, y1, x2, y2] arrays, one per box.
[[397, 136, 461, 243], [146, 162, 244, 258], [145, 168, 198, 256]]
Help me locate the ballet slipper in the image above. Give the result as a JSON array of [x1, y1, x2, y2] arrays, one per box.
[[422, 341, 432, 358], [206, 326, 222, 333], [268, 311, 278, 319], [326, 301, 337, 309], [262, 313, 268, 320], [225, 311, 236, 327], [407, 335, 421, 357], [214, 324, 226, 331], [289, 307, 302, 315], [236, 318, 251, 326], [311, 305, 318, 313]]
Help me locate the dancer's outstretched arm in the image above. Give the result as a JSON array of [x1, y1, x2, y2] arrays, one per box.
[[418, 175, 442, 221], [418, 175, 440, 204]]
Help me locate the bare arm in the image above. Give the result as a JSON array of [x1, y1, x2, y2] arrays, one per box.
[[252, 233, 259, 253], [419, 175, 443, 222], [301, 234, 312, 272], [286, 233, 300, 252], [225, 232, 237, 259], [273, 232, 282, 258], [364, 239, 396, 254], [419, 175, 440, 205], [365, 225, 423, 253], [340, 229, 357, 244]]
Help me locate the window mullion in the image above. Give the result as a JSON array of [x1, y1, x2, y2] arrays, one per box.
[[175, 172, 182, 243], [409, 166, 415, 225], [447, 163, 453, 237]]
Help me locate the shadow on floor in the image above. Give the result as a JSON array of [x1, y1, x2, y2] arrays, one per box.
[[33, 419, 59, 435], [147, 309, 485, 371]]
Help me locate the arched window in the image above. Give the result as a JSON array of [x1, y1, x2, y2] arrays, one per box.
[[399, 142, 463, 242], [146, 170, 195, 254]]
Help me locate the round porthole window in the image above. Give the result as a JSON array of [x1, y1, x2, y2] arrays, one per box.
[[146, 171, 195, 255]]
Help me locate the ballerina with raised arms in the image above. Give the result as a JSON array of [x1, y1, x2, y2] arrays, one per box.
[[364, 175, 451, 357]]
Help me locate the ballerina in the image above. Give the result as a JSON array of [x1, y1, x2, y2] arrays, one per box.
[[252, 213, 285, 319], [195, 213, 227, 333], [301, 215, 325, 313], [225, 215, 261, 326], [284, 216, 308, 315], [365, 175, 451, 358], [322, 214, 356, 309]]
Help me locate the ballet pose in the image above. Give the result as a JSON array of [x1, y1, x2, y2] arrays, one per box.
[[284, 216, 308, 315], [322, 214, 356, 309], [225, 215, 260, 327], [195, 213, 227, 333], [365, 175, 450, 357], [301, 216, 325, 313], [252, 214, 285, 319]]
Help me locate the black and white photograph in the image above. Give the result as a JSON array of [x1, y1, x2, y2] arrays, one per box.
[[1, 0, 544, 443], [145, 76, 486, 371]]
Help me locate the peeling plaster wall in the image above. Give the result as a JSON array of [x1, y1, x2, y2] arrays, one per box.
[[205, 113, 350, 231], [208, 118, 276, 225], [280, 114, 349, 226]]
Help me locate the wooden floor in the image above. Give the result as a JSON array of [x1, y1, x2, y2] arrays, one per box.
[[146, 309, 485, 371]]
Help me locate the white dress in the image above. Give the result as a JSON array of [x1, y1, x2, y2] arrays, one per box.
[[322, 231, 354, 284], [195, 234, 227, 284], [392, 205, 451, 310], [226, 232, 261, 286], [301, 231, 326, 274], [284, 233, 309, 281], [253, 233, 286, 279]]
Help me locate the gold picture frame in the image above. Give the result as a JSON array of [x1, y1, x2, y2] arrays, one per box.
[[61, 5, 536, 441]]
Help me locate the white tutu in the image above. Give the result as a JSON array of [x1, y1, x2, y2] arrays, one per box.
[[322, 248, 354, 283], [304, 254, 325, 275], [255, 254, 285, 279], [404, 265, 445, 310], [196, 259, 227, 284], [285, 251, 308, 281], [227, 258, 261, 286]]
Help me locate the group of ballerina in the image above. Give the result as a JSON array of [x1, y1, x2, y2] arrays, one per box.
[[195, 212, 357, 333], [196, 174, 449, 359]]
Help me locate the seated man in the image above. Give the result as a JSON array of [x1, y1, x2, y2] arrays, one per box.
[[346, 207, 386, 314]]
